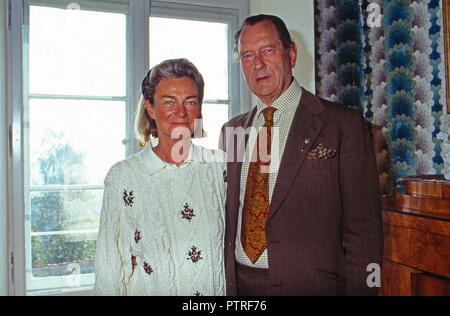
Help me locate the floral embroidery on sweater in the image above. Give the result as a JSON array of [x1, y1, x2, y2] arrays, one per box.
[[143, 262, 153, 275], [181, 203, 195, 222], [187, 246, 202, 263], [123, 190, 134, 207], [134, 230, 142, 243]]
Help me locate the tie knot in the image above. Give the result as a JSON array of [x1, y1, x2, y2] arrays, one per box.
[[262, 107, 277, 124]]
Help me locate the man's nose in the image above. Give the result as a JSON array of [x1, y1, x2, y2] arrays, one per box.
[[253, 54, 265, 70]]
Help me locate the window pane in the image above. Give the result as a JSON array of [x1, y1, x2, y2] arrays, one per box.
[[26, 3, 127, 293], [28, 99, 126, 186], [149, 17, 229, 100], [29, 6, 126, 96], [30, 188, 101, 279], [31, 233, 97, 278], [30, 190, 102, 234], [193, 103, 229, 149]]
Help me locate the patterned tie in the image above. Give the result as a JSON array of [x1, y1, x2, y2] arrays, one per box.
[[241, 106, 277, 264]]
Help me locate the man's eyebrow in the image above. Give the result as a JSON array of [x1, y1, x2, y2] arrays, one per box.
[[262, 44, 276, 50], [239, 50, 252, 56], [239, 44, 276, 55], [160, 95, 199, 99]]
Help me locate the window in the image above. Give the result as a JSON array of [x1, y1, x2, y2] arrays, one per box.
[[8, 0, 248, 295], [24, 1, 128, 294]]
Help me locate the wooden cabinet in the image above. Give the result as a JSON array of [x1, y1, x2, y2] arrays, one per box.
[[380, 175, 450, 296]]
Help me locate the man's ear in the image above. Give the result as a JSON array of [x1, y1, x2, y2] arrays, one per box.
[[145, 99, 155, 120], [289, 42, 298, 69]]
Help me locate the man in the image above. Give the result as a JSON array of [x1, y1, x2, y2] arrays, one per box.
[[220, 14, 383, 296]]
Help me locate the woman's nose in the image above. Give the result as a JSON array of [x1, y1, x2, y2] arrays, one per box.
[[174, 103, 187, 116]]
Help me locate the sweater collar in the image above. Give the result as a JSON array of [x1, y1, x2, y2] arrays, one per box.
[[140, 139, 198, 176]]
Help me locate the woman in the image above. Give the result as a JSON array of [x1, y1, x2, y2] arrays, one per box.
[[94, 59, 226, 296]]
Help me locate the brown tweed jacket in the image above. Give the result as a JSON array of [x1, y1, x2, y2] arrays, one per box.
[[219, 88, 383, 296]]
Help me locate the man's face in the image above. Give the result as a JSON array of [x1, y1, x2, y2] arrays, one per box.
[[238, 20, 297, 106]]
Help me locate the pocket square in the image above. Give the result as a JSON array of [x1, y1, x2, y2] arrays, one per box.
[[306, 143, 337, 160]]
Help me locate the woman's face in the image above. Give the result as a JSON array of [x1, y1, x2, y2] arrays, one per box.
[[146, 76, 201, 143]]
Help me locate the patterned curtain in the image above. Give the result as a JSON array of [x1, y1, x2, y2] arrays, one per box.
[[314, 0, 448, 193]]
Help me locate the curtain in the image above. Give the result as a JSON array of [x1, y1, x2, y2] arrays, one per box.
[[314, 0, 448, 193]]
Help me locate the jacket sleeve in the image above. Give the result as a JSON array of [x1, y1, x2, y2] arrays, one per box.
[[340, 110, 384, 296], [94, 169, 126, 296]]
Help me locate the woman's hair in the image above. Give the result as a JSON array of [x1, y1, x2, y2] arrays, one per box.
[[135, 58, 205, 143]]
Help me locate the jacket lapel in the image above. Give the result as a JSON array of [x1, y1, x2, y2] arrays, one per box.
[[227, 107, 257, 234], [267, 89, 325, 223]]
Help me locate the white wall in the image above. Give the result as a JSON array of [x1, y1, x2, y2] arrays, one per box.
[[249, 0, 316, 94], [0, 0, 9, 296]]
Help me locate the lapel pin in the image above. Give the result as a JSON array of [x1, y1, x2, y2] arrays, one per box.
[[300, 138, 311, 152]]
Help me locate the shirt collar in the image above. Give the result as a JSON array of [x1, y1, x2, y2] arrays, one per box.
[[140, 139, 198, 176], [256, 77, 302, 116]]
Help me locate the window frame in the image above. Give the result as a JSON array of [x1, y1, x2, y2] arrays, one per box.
[[6, 0, 249, 296], [22, 0, 130, 295]]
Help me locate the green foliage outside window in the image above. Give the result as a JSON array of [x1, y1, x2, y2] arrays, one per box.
[[31, 129, 100, 273]]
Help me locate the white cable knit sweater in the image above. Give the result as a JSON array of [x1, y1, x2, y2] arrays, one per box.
[[94, 143, 227, 296]]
